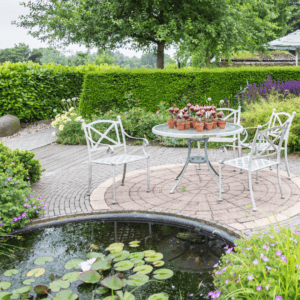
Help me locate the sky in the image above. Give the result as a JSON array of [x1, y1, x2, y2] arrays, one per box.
[[0, 0, 175, 58]]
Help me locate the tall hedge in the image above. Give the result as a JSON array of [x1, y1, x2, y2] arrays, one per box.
[[79, 66, 300, 117]]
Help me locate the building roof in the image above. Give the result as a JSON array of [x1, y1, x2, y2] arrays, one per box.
[[269, 30, 300, 51]]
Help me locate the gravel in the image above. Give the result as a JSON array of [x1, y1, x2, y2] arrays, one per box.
[[0, 119, 54, 142]]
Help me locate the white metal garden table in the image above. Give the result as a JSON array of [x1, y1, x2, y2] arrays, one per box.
[[152, 123, 244, 194]]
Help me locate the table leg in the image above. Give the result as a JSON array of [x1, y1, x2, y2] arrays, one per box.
[[170, 139, 192, 194], [204, 139, 224, 192]]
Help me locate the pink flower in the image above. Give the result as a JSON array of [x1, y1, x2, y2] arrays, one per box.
[[156, 110, 160, 114]]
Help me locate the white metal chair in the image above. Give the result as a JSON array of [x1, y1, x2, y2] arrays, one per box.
[[218, 122, 289, 211], [197, 106, 242, 171], [81, 116, 150, 204], [240, 109, 296, 179]]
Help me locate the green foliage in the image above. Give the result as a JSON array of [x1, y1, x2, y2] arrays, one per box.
[[242, 96, 300, 152], [0, 143, 45, 233], [80, 67, 300, 116], [213, 223, 300, 299], [0, 44, 31, 64], [0, 61, 84, 122]]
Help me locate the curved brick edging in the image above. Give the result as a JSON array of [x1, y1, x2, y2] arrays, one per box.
[[89, 163, 300, 233]]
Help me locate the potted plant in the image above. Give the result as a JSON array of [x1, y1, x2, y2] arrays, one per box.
[[183, 113, 190, 129], [195, 119, 204, 132], [177, 118, 185, 130], [217, 111, 226, 129], [167, 107, 175, 128], [210, 112, 217, 129]]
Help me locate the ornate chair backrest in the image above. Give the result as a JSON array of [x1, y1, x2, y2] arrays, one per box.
[[81, 116, 126, 159], [216, 106, 241, 125], [249, 123, 289, 164], [267, 109, 296, 143]]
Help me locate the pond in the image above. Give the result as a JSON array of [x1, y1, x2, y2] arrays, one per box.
[[0, 217, 234, 300]]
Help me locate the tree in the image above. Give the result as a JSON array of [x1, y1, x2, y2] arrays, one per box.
[[39, 47, 68, 65], [0, 43, 31, 63], [28, 48, 43, 64], [14, 0, 285, 69]]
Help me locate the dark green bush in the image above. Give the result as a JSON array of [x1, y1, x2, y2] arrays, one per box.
[[79, 66, 300, 117], [0, 142, 44, 183], [0, 143, 45, 233], [242, 95, 300, 152]]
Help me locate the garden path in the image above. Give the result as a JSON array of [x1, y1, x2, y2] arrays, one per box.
[[4, 128, 300, 237]]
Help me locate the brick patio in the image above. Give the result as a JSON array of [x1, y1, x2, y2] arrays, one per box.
[[5, 129, 300, 237]]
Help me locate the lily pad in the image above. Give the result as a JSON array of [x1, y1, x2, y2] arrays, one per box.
[[101, 275, 123, 290], [133, 265, 153, 275], [129, 241, 140, 248], [145, 253, 163, 262], [95, 286, 110, 295], [62, 272, 81, 283], [105, 243, 124, 254], [0, 282, 11, 290], [3, 269, 18, 277], [148, 293, 169, 300], [143, 250, 156, 257], [128, 252, 145, 260], [0, 292, 11, 300], [13, 286, 33, 294], [64, 259, 84, 270], [91, 260, 111, 271], [126, 274, 149, 287], [114, 260, 134, 271], [103, 297, 118, 300], [53, 290, 79, 300], [27, 268, 45, 278], [34, 256, 54, 265], [110, 250, 130, 262], [23, 279, 35, 285], [49, 280, 70, 292], [153, 261, 165, 267], [86, 252, 106, 259], [131, 259, 145, 266], [153, 269, 174, 280], [115, 291, 135, 300], [78, 270, 101, 284]]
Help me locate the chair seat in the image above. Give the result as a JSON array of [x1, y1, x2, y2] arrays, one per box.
[[92, 154, 147, 165], [208, 137, 237, 143], [223, 156, 278, 171]]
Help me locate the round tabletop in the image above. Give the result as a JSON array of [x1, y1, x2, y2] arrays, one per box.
[[152, 123, 243, 139]]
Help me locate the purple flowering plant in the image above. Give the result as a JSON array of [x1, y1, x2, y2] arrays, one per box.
[[212, 223, 300, 299]]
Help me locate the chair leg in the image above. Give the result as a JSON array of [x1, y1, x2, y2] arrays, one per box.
[[284, 145, 291, 180], [197, 141, 201, 170], [268, 150, 272, 170], [277, 164, 285, 199], [112, 165, 117, 204], [87, 162, 92, 196], [232, 140, 236, 172], [248, 171, 257, 212], [219, 162, 223, 202], [255, 170, 259, 184], [121, 163, 126, 186], [147, 157, 150, 193]]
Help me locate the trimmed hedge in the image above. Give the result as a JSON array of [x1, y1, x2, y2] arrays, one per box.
[[79, 66, 300, 117], [0, 62, 121, 122]]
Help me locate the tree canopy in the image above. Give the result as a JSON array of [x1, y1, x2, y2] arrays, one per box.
[[13, 0, 291, 69]]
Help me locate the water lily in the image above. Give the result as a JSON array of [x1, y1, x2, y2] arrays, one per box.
[[78, 258, 97, 272]]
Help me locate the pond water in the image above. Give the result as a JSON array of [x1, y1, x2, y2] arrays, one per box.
[[0, 220, 229, 299]]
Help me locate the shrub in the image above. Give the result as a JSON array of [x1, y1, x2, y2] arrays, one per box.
[[211, 224, 300, 299], [79, 66, 300, 117], [52, 105, 169, 145], [0, 142, 44, 183], [241, 95, 300, 152], [0, 143, 46, 233]]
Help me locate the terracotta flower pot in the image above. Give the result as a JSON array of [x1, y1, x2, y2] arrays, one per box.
[[184, 122, 190, 129], [167, 120, 175, 129], [205, 122, 213, 130], [177, 124, 185, 130], [211, 119, 217, 129], [195, 123, 204, 132], [218, 121, 227, 129]]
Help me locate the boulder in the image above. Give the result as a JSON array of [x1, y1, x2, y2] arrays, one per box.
[[0, 115, 20, 137]]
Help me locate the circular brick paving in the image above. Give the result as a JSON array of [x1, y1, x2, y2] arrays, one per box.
[[90, 163, 300, 232]]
